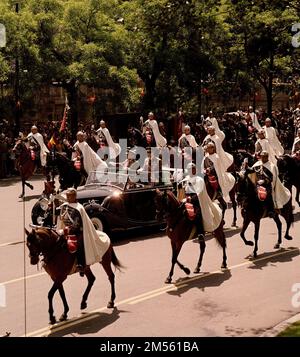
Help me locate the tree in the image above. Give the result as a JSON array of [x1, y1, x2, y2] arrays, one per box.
[[225, 0, 298, 115]]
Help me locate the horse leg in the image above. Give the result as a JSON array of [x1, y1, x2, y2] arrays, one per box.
[[273, 214, 282, 249], [24, 181, 34, 190], [101, 249, 116, 308], [229, 189, 237, 227], [218, 196, 227, 220], [58, 284, 69, 321], [214, 224, 228, 269], [80, 267, 96, 310], [283, 206, 293, 241], [19, 179, 25, 198], [194, 235, 206, 274], [253, 221, 260, 258], [240, 216, 254, 246], [296, 187, 300, 207], [48, 282, 59, 324], [165, 242, 181, 284]]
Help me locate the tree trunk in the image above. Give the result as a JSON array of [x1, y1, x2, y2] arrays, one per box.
[[143, 76, 156, 111], [267, 51, 274, 117]]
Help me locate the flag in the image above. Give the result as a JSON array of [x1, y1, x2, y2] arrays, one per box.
[[47, 134, 58, 150], [59, 96, 70, 132]]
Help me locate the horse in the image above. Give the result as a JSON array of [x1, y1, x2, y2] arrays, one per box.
[[155, 190, 227, 284], [46, 150, 86, 190], [13, 139, 36, 198], [25, 227, 122, 324], [277, 154, 300, 207], [236, 169, 293, 258], [205, 150, 256, 227]]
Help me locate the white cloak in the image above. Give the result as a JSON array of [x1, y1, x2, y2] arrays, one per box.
[[57, 202, 110, 265], [27, 132, 49, 166], [184, 175, 222, 232], [75, 141, 107, 175], [255, 138, 277, 164], [97, 127, 121, 159], [263, 126, 284, 156], [203, 153, 235, 197], [252, 160, 291, 209], [203, 134, 233, 170], [145, 119, 167, 148], [292, 137, 300, 154], [250, 112, 262, 131], [178, 134, 198, 148], [209, 117, 225, 143]]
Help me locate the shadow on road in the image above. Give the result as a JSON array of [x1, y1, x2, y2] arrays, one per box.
[[167, 269, 232, 297], [293, 211, 300, 222], [47, 307, 127, 337], [247, 247, 300, 270]]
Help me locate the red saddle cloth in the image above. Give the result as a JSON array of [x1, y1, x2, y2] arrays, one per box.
[[66, 235, 78, 254], [257, 185, 267, 201], [30, 149, 36, 161], [208, 175, 219, 191], [146, 131, 152, 144], [74, 159, 81, 171], [185, 202, 196, 221]]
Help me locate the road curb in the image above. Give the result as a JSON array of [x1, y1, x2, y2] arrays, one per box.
[[260, 312, 300, 337]]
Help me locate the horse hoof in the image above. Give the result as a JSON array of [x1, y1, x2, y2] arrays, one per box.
[[165, 278, 172, 284], [19, 194, 24, 198], [245, 241, 254, 246], [29, 184, 34, 190], [285, 235, 293, 241], [183, 267, 190, 275], [107, 301, 114, 309], [49, 316, 56, 325], [274, 243, 280, 249], [231, 223, 237, 228], [59, 314, 68, 322], [194, 268, 200, 274], [221, 264, 227, 270], [80, 301, 87, 310]]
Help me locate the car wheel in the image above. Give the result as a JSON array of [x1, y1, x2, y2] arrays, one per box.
[[90, 216, 104, 231]]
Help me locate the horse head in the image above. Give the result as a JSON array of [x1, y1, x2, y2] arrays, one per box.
[[13, 139, 26, 157], [25, 228, 42, 265]]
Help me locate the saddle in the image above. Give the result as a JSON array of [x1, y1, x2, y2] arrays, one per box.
[[64, 227, 78, 254], [207, 174, 219, 191], [184, 201, 197, 221], [256, 179, 268, 201]]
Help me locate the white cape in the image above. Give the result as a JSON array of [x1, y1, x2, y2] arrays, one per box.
[[252, 160, 291, 209], [250, 112, 262, 131], [292, 137, 300, 154], [263, 126, 284, 156], [27, 132, 49, 166], [75, 141, 107, 175], [178, 134, 198, 148], [255, 138, 277, 164], [185, 175, 222, 232], [146, 119, 167, 148], [57, 202, 111, 265], [203, 153, 235, 197], [203, 134, 233, 170], [97, 127, 121, 159], [209, 117, 225, 142]]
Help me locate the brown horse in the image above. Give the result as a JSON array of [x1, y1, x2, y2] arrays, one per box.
[[25, 227, 122, 324], [155, 190, 227, 283], [236, 170, 293, 258], [13, 139, 36, 198]]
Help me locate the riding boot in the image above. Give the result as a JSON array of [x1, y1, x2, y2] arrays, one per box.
[[76, 246, 86, 277]]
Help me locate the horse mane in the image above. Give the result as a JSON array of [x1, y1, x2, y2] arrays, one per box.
[[167, 190, 180, 208]]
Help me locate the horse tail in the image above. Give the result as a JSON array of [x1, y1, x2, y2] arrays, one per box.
[[111, 246, 125, 271]]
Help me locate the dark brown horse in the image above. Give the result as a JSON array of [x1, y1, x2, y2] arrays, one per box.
[[13, 139, 36, 198], [236, 170, 293, 258], [155, 190, 227, 283], [25, 227, 122, 324], [277, 154, 300, 207]]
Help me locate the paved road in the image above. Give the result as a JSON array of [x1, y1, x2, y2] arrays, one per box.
[[0, 176, 300, 337]]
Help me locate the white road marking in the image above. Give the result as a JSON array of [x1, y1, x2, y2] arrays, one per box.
[[25, 247, 300, 337]]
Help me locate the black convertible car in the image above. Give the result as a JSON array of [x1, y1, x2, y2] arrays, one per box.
[[31, 170, 175, 235]]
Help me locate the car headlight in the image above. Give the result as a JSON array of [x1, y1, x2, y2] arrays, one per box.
[[39, 198, 49, 211]]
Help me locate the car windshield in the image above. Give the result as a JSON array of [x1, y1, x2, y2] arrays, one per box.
[[85, 171, 128, 191]]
